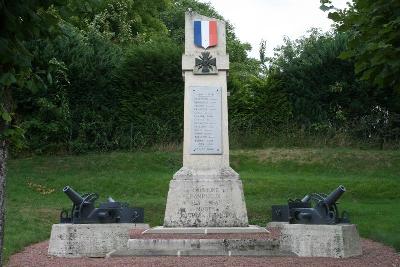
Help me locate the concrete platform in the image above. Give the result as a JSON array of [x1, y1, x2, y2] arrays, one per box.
[[48, 223, 149, 258], [279, 223, 362, 258], [144, 225, 268, 234]]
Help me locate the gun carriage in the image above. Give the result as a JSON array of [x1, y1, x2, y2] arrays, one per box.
[[60, 186, 144, 224], [272, 185, 350, 224]]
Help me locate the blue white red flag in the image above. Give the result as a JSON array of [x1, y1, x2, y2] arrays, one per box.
[[194, 20, 218, 49]]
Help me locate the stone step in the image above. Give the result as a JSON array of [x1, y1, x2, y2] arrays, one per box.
[[109, 238, 293, 257], [143, 225, 268, 234]]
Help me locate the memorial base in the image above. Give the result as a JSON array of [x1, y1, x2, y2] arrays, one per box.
[[110, 239, 287, 257], [48, 223, 149, 258], [109, 227, 292, 257], [163, 167, 248, 227], [278, 223, 362, 258]]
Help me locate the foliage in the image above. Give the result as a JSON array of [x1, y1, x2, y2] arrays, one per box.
[[53, 23, 124, 152], [116, 39, 183, 148], [3, 0, 400, 154], [0, 0, 62, 147], [13, 57, 71, 153], [7, 0, 259, 153], [229, 75, 292, 132], [11, 20, 124, 153], [88, 0, 169, 43], [64, 0, 169, 43], [268, 30, 374, 126], [320, 0, 400, 92]]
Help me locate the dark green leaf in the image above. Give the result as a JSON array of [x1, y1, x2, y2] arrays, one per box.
[[0, 73, 17, 86]]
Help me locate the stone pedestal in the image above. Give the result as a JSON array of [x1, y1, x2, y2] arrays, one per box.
[[48, 223, 149, 258], [164, 168, 247, 227], [163, 12, 248, 227], [279, 223, 362, 258]]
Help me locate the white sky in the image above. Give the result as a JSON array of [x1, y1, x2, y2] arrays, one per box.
[[198, 0, 350, 58]]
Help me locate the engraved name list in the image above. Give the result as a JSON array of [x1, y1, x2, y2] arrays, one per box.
[[190, 86, 222, 154]]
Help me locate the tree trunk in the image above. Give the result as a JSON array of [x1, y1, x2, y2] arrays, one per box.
[[0, 140, 7, 265]]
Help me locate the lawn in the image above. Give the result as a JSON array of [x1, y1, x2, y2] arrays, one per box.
[[3, 148, 400, 261]]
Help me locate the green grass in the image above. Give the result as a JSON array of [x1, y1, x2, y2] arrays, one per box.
[[3, 148, 400, 261]]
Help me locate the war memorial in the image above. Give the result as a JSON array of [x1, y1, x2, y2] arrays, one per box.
[[47, 11, 362, 259]]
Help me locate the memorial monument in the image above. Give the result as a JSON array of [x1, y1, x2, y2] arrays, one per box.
[[48, 10, 362, 258], [163, 11, 248, 227]]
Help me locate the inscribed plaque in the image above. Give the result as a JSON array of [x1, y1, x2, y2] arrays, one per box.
[[190, 86, 222, 154]]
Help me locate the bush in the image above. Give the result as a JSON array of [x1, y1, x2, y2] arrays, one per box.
[[115, 39, 184, 147]]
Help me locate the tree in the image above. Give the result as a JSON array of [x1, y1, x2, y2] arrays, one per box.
[[65, 0, 169, 44], [259, 39, 267, 65], [0, 0, 62, 263], [320, 0, 400, 92], [268, 29, 376, 126], [12, 0, 172, 153], [115, 39, 183, 147], [12, 0, 256, 153]]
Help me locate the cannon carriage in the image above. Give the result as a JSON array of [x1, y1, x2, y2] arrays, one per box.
[[60, 186, 144, 224], [272, 185, 350, 224]]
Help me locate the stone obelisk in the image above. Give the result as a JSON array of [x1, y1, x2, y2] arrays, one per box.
[[163, 11, 248, 227]]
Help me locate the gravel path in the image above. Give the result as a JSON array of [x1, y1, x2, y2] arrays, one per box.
[[7, 238, 400, 267]]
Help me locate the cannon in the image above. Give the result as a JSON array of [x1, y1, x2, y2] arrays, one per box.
[[271, 185, 350, 224], [60, 186, 144, 224]]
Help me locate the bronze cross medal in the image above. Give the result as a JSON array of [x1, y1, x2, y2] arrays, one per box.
[[194, 51, 217, 74]]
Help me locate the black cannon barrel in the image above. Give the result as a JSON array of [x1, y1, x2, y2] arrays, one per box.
[[324, 185, 346, 206], [301, 195, 311, 203], [63, 186, 84, 205]]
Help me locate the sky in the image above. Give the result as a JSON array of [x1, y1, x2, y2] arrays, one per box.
[[198, 0, 350, 59]]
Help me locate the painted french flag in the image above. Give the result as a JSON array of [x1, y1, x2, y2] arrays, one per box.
[[194, 20, 218, 49]]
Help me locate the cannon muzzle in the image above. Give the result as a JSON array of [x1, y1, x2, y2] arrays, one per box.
[[324, 185, 346, 206], [63, 186, 84, 205], [301, 195, 311, 203]]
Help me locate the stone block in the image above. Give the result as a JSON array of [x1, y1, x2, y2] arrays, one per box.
[[48, 223, 149, 258], [163, 176, 248, 227], [279, 224, 362, 258]]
